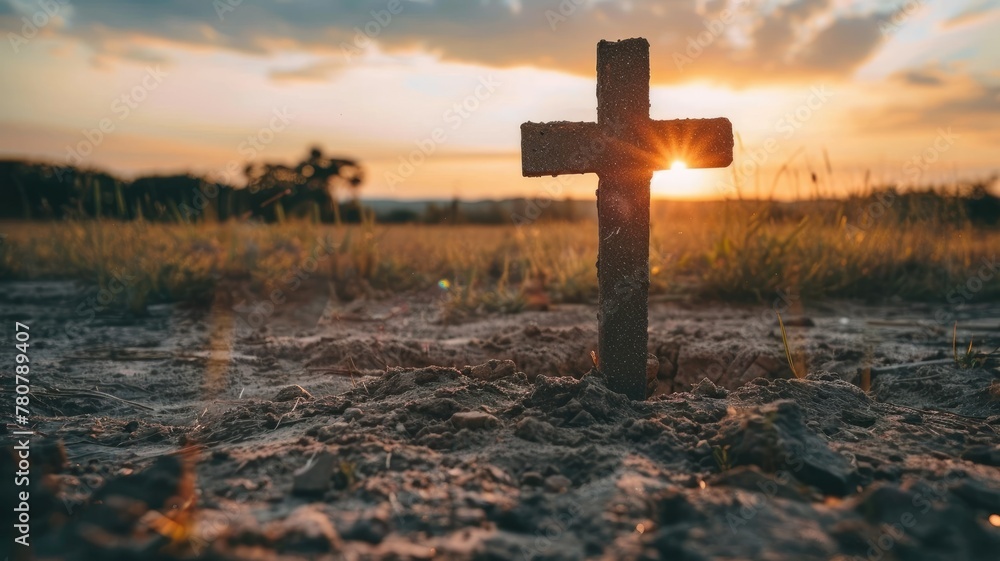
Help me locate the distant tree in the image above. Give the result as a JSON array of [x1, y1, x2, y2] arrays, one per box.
[[244, 146, 364, 223], [966, 180, 1000, 226], [563, 195, 575, 222], [382, 208, 420, 223], [423, 202, 446, 224], [449, 197, 462, 225]]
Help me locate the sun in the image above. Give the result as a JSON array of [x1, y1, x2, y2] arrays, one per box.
[[651, 160, 711, 199]]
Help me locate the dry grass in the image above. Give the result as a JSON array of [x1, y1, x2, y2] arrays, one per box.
[[1, 200, 998, 315]]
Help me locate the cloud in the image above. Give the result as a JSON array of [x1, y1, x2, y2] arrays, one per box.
[[859, 68, 1000, 136], [942, 0, 1000, 28], [269, 59, 347, 83], [799, 15, 883, 72], [926, 82, 1000, 123], [783, 0, 830, 21], [0, 0, 898, 86], [903, 70, 944, 87]]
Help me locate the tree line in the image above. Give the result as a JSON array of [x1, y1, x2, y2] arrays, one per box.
[[0, 147, 365, 223]]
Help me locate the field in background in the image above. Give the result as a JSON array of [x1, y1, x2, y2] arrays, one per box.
[[3, 193, 999, 319]]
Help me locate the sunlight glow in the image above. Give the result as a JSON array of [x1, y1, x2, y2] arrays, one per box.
[[652, 161, 711, 199]]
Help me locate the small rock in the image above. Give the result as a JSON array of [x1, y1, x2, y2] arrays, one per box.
[[567, 409, 596, 426], [464, 359, 517, 382], [693, 439, 712, 459], [274, 385, 312, 402], [544, 474, 572, 493], [725, 400, 857, 496], [492, 359, 517, 378], [343, 408, 363, 422], [316, 422, 350, 442], [520, 471, 545, 487], [514, 417, 584, 446], [292, 452, 335, 496], [450, 411, 500, 430], [466, 363, 490, 379], [692, 377, 729, 398], [841, 409, 878, 428]]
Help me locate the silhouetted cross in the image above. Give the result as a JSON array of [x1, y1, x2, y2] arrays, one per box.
[[521, 38, 734, 400]]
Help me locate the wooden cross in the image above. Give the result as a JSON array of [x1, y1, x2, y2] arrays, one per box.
[[520, 38, 733, 400]]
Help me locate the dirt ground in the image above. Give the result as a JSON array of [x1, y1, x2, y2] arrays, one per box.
[[2, 279, 999, 560]]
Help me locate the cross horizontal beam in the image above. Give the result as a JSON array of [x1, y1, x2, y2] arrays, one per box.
[[521, 117, 733, 177]]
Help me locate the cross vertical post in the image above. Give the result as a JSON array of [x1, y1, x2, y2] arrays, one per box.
[[595, 39, 653, 402], [520, 38, 734, 400]]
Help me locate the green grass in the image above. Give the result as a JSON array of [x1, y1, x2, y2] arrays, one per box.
[[953, 323, 1000, 370]]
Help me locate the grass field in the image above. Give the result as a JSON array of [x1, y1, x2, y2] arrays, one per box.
[[3, 194, 998, 316]]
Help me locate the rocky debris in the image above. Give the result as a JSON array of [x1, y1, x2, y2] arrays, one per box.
[[316, 422, 351, 443], [274, 384, 313, 402], [692, 377, 729, 399], [450, 411, 500, 430], [520, 471, 545, 487], [544, 474, 572, 493], [462, 359, 517, 382], [514, 416, 585, 446], [365, 366, 462, 399], [292, 452, 336, 496], [720, 400, 858, 496], [524, 372, 635, 424]]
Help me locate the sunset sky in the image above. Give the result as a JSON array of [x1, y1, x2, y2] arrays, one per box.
[[1, 0, 997, 200]]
